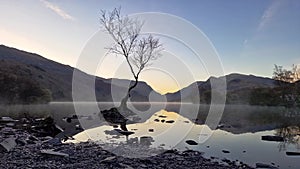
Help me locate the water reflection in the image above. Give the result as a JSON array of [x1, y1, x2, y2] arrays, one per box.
[[68, 108, 300, 168], [276, 126, 300, 151]]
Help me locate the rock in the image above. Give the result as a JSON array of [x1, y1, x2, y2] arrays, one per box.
[[28, 135, 39, 141], [0, 137, 17, 152], [15, 138, 26, 146], [286, 152, 300, 156], [165, 120, 175, 124], [101, 156, 116, 162], [161, 119, 165, 123], [5, 123, 15, 127], [140, 136, 154, 146], [185, 140, 198, 145], [256, 162, 278, 169], [222, 150, 230, 154], [148, 129, 154, 132], [75, 124, 83, 131], [46, 138, 62, 146], [158, 115, 167, 118], [154, 119, 160, 122], [115, 130, 134, 136], [66, 117, 72, 123], [0, 117, 17, 122], [40, 149, 69, 157], [217, 124, 225, 129], [261, 135, 284, 142]]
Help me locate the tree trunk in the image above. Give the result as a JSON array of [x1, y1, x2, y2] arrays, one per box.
[[119, 77, 139, 110]]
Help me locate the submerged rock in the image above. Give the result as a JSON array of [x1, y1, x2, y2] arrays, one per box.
[[256, 162, 278, 169], [222, 149, 230, 154], [185, 140, 198, 145], [261, 135, 284, 142], [165, 120, 175, 124], [286, 152, 300, 156]]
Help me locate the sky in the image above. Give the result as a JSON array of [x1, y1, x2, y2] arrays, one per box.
[[0, 0, 299, 94]]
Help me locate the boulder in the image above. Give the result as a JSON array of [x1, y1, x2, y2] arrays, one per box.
[[0, 137, 17, 152]]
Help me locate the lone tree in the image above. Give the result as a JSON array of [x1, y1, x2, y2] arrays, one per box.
[[100, 8, 163, 110]]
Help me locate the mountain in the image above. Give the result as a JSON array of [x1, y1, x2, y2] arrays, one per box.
[[1, 44, 297, 106], [166, 73, 279, 104], [0, 45, 163, 104]]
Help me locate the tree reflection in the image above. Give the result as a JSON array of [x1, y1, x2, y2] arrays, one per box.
[[275, 125, 300, 151]]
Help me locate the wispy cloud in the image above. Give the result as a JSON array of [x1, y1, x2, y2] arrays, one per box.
[[40, 0, 75, 21], [257, 0, 282, 31]]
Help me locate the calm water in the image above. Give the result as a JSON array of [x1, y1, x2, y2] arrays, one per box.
[[1, 102, 299, 168]]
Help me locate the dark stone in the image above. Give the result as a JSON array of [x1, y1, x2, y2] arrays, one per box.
[[286, 152, 300, 156], [140, 136, 154, 146], [185, 140, 198, 145], [154, 119, 160, 122], [165, 120, 175, 123], [116, 130, 134, 136], [100, 108, 128, 131], [66, 117, 72, 123], [222, 150, 230, 153], [161, 119, 165, 123], [261, 135, 284, 142], [158, 115, 167, 118], [256, 163, 278, 169], [148, 129, 154, 132]]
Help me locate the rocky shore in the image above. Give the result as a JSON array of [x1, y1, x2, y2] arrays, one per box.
[[0, 116, 254, 169]]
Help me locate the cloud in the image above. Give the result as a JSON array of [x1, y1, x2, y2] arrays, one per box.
[[257, 0, 282, 31], [40, 0, 75, 21]]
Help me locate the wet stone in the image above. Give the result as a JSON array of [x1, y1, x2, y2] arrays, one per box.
[[185, 140, 198, 145], [222, 150, 230, 154]]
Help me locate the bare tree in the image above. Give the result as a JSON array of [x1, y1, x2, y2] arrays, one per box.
[[100, 8, 163, 109], [273, 64, 300, 83]]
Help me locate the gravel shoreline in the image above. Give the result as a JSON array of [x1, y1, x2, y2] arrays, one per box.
[[0, 116, 255, 169], [0, 130, 254, 169]]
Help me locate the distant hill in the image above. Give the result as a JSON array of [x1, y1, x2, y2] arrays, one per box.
[[0, 45, 163, 104], [166, 73, 279, 104]]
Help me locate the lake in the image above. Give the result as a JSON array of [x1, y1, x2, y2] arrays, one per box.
[[1, 102, 299, 168]]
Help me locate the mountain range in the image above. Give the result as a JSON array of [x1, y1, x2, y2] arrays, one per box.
[[0, 45, 288, 105]]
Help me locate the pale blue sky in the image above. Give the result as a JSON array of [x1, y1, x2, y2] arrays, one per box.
[[0, 0, 299, 92]]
